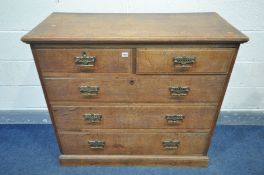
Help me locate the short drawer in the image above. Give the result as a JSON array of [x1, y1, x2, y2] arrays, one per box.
[[33, 48, 132, 73], [44, 75, 225, 103], [52, 105, 217, 130], [136, 48, 235, 74], [59, 131, 209, 155]]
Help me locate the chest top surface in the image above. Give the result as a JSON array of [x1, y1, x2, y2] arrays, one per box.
[[21, 12, 248, 44]]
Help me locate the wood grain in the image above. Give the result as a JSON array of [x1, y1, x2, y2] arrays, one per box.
[[34, 48, 132, 73], [52, 105, 217, 130], [30, 46, 63, 152], [205, 47, 239, 153], [60, 155, 209, 167], [59, 131, 209, 155], [21, 13, 248, 44], [22, 12, 248, 167], [137, 48, 235, 74], [44, 75, 226, 103]]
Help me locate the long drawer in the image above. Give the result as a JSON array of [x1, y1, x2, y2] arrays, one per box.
[[136, 48, 235, 74], [33, 48, 132, 73], [44, 75, 225, 103], [59, 131, 209, 155], [52, 105, 217, 130]]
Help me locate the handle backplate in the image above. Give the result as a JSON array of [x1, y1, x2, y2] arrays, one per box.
[[173, 56, 196, 67], [80, 86, 99, 96], [88, 140, 105, 149], [169, 86, 190, 96], [162, 140, 180, 149], [83, 113, 102, 123], [74, 51, 96, 67], [165, 114, 184, 124]]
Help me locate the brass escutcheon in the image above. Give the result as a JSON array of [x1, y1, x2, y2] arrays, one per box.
[[83, 113, 102, 123], [162, 140, 180, 149], [80, 86, 99, 96], [165, 114, 184, 124], [169, 86, 190, 96], [173, 56, 196, 67], [88, 140, 105, 149], [74, 51, 96, 67]]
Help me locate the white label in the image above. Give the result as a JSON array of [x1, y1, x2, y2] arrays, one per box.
[[121, 51, 129, 58]]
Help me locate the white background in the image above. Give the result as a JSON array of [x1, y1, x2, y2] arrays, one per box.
[[0, 0, 263, 112]]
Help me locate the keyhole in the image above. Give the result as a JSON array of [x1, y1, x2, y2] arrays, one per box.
[[129, 80, 135, 85]]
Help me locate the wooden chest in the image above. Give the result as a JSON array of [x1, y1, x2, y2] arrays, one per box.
[[22, 13, 248, 167]]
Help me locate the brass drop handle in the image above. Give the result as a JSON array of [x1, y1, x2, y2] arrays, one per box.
[[88, 140, 105, 149], [74, 51, 96, 67], [162, 140, 180, 149], [83, 113, 102, 123], [165, 114, 184, 124], [80, 86, 99, 96], [169, 86, 190, 96], [173, 56, 196, 67]]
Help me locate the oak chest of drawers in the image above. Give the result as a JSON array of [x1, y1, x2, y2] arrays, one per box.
[[22, 12, 248, 167]]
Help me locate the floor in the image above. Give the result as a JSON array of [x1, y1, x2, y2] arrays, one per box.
[[0, 125, 263, 175]]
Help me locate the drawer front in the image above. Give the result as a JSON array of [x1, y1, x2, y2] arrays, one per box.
[[53, 105, 217, 130], [45, 75, 225, 103], [59, 131, 208, 155], [34, 48, 132, 73], [136, 48, 235, 74]]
